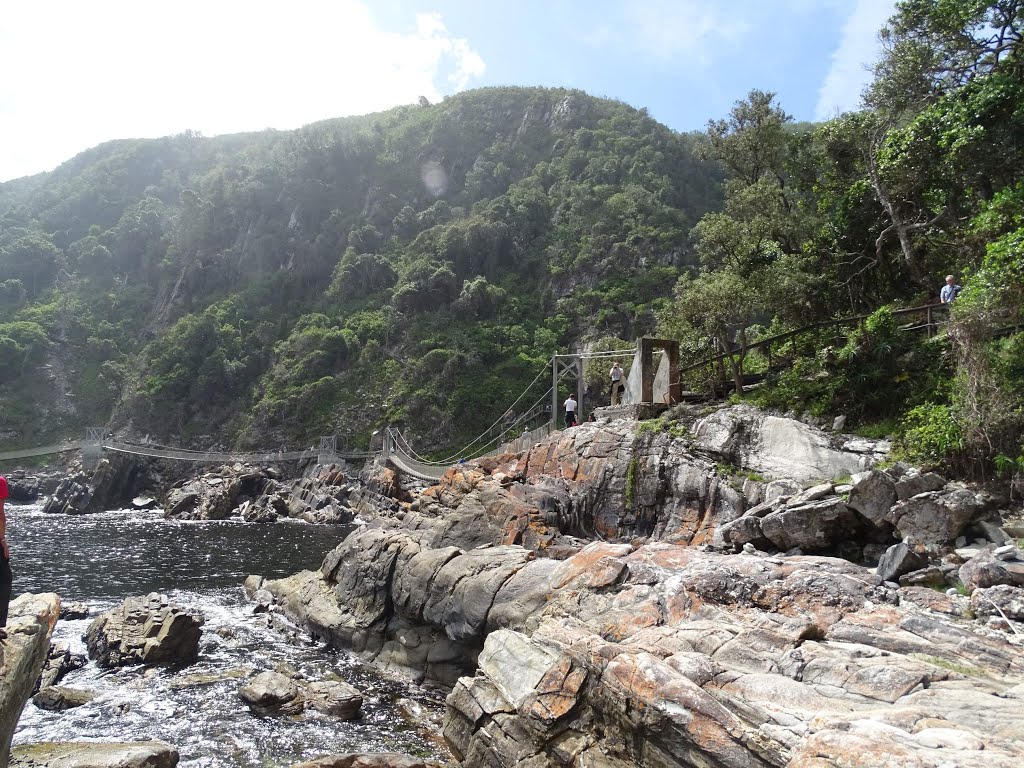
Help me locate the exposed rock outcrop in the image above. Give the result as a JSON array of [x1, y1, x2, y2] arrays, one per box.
[[35, 641, 87, 692], [0, 593, 61, 768], [238, 670, 362, 719], [85, 593, 203, 667], [692, 405, 888, 483], [164, 462, 354, 523], [43, 455, 149, 515], [10, 741, 178, 768], [259, 410, 1023, 768]]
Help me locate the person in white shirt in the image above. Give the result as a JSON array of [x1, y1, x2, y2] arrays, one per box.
[[609, 363, 624, 405], [940, 274, 962, 304], [563, 396, 578, 427]]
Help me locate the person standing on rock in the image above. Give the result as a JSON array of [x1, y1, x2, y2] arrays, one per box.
[[609, 362, 624, 405], [563, 395, 578, 428], [0, 473, 11, 640]]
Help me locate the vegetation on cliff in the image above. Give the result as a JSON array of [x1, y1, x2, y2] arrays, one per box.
[[659, 0, 1024, 476], [0, 88, 718, 449], [0, 1, 1020, 477]]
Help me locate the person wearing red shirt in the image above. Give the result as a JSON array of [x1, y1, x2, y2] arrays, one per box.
[[0, 475, 10, 640]]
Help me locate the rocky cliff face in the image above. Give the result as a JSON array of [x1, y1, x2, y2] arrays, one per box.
[[256, 408, 1024, 767], [0, 593, 61, 766]]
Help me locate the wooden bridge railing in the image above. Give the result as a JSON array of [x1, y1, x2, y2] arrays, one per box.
[[676, 303, 950, 384]]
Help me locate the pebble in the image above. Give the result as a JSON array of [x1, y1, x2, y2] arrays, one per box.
[[945, 588, 959, 597], [742, 543, 757, 554]]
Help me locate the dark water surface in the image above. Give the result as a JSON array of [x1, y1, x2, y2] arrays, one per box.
[[6, 502, 447, 767]]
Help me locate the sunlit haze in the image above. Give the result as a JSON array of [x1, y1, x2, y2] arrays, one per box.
[[0, 0, 894, 182]]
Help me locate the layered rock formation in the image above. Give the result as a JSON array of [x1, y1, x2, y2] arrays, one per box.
[[85, 593, 203, 667], [43, 455, 150, 515], [254, 408, 1024, 767], [0, 593, 61, 767]]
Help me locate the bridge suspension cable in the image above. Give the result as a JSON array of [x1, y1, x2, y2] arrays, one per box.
[[399, 360, 552, 466]]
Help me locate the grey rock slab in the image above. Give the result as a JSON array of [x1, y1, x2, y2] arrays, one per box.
[[994, 543, 1021, 561], [10, 741, 179, 768], [32, 686, 96, 711], [423, 547, 534, 643], [1, 594, 61, 768], [760, 498, 861, 552], [876, 543, 928, 583], [977, 521, 1012, 546], [476, 629, 561, 709], [847, 470, 897, 527], [693, 405, 865, 483], [887, 489, 985, 548]]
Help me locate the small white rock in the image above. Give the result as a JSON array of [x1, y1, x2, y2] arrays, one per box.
[[742, 543, 757, 554], [945, 588, 959, 597]]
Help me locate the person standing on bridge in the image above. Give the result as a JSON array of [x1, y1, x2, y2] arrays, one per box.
[[563, 395, 578, 428], [609, 362, 624, 405], [0, 474, 11, 640]]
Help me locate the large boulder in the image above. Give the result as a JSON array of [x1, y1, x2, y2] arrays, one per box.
[[0, 593, 61, 767], [692, 405, 883, 483], [10, 741, 178, 768], [959, 545, 1024, 592], [887, 488, 988, 548], [238, 671, 303, 715], [238, 670, 362, 719], [847, 470, 897, 527], [759, 498, 863, 553], [85, 593, 203, 667], [875, 542, 928, 582]]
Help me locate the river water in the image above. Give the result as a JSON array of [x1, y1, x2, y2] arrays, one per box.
[[6, 502, 449, 767]]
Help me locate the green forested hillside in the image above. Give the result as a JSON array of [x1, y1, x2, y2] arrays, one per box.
[[658, 0, 1024, 476], [0, 87, 719, 450], [2, 1, 1021, 476]]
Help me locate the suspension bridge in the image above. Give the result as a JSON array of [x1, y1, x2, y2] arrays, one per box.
[[0, 304, 964, 484]]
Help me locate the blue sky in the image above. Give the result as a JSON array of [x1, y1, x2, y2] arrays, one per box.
[[0, 0, 895, 181]]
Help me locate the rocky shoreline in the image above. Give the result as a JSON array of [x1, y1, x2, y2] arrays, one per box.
[[254, 406, 1024, 767], [4, 404, 1024, 766]]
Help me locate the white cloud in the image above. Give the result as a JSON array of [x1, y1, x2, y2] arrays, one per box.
[[814, 0, 896, 120], [586, 0, 748, 69], [0, 1, 485, 181]]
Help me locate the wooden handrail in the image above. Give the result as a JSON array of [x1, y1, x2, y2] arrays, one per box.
[[676, 303, 949, 379]]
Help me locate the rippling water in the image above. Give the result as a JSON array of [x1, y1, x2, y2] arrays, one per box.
[[6, 502, 448, 767]]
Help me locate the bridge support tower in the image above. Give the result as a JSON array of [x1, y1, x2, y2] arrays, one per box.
[[551, 355, 585, 426], [82, 427, 105, 471], [318, 435, 339, 465]]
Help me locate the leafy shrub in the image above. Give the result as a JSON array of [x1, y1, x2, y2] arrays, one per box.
[[896, 403, 964, 467]]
